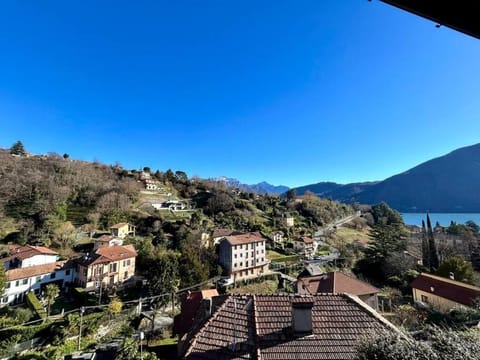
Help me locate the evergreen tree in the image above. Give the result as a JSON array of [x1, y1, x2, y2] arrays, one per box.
[[426, 213, 439, 271], [10, 140, 26, 156], [421, 220, 430, 270]]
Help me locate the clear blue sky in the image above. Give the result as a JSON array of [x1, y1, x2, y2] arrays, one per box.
[[1, 1, 479, 187]]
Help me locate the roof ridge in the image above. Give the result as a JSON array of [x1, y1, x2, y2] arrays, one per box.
[[418, 272, 480, 290], [183, 294, 231, 358], [252, 295, 261, 360], [342, 293, 405, 337]]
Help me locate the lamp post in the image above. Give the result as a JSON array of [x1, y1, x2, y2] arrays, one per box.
[[78, 306, 85, 351]]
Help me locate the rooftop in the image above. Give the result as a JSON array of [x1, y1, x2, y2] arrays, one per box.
[[298, 271, 380, 296], [411, 273, 480, 307], [6, 261, 68, 281], [224, 232, 266, 246], [2, 245, 58, 262], [183, 293, 397, 359]]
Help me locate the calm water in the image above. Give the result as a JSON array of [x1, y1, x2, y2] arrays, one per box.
[[402, 213, 480, 226]]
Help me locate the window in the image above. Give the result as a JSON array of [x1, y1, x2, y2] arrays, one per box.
[[124, 271, 128, 279], [22, 278, 28, 285], [2, 296, 8, 303], [251, 251, 254, 258], [50, 273, 56, 279], [234, 263, 237, 268], [421, 295, 428, 302], [127, 259, 131, 266], [5, 282, 10, 289], [110, 263, 118, 272], [234, 254, 237, 259], [240, 253, 243, 258], [245, 261, 249, 267], [15, 280, 19, 287], [240, 262, 243, 267], [36, 276, 41, 283], [250, 269, 254, 275]]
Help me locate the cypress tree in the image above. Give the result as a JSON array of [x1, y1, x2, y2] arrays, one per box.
[[421, 220, 430, 270], [426, 213, 439, 271]]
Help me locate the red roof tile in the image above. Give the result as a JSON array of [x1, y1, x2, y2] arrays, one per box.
[[3, 245, 58, 262], [224, 232, 266, 245], [298, 272, 379, 296], [183, 293, 397, 359], [6, 261, 68, 281], [411, 273, 480, 307]]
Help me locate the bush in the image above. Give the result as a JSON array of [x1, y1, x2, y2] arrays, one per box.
[[26, 292, 46, 320]]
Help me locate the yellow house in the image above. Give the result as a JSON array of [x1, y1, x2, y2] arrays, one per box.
[[411, 273, 480, 312], [110, 223, 136, 239], [75, 244, 137, 290]]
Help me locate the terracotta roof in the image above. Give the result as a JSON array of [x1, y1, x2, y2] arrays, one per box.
[[6, 261, 68, 281], [298, 272, 380, 296], [95, 245, 137, 262], [224, 232, 266, 245], [295, 237, 314, 244], [212, 229, 242, 238], [96, 235, 115, 242], [76, 245, 137, 266], [411, 273, 480, 307], [183, 294, 397, 359], [3, 245, 58, 262]]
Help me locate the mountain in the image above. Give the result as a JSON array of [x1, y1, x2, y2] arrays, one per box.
[[295, 143, 480, 212], [214, 177, 289, 195]]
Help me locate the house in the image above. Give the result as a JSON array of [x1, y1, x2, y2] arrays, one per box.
[[293, 236, 315, 258], [109, 223, 135, 239], [93, 235, 124, 250], [218, 232, 270, 282], [411, 273, 480, 312], [269, 231, 285, 247], [297, 271, 380, 310], [283, 213, 294, 227], [173, 289, 219, 338], [179, 293, 400, 359], [1, 245, 75, 305], [75, 244, 137, 290]]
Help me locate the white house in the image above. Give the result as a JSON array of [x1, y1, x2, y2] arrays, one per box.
[[218, 232, 270, 282], [293, 237, 315, 258], [1, 245, 75, 306]]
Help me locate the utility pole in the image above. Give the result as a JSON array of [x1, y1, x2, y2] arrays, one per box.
[[78, 306, 85, 351]]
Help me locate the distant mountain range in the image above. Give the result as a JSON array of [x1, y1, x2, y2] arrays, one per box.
[[294, 143, 480, 213], [213, 177, 289, 195]]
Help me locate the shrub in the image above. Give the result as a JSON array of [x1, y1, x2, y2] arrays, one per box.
[[26, 292, 46, 320]]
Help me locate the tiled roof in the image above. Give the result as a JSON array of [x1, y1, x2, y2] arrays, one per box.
[[411, 273, 480, 307], [298, 272, 380, 296], [212, 229, 242, 238], [96, 235, 115, 242], [183, 293, 397, 360], [224, 232, 266, 245], [295, 237, 314, 244], [6, 261, 68, 281], [76, 245, 137, 266], [3, 245, 58, 262]]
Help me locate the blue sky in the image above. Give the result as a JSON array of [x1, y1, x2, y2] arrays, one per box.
[[1, 1, 479, 187]]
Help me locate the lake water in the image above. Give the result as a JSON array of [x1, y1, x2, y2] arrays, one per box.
[[402, 213, 480, 226]]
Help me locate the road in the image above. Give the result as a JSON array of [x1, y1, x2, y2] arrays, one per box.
[[313, 211, 361, 239]]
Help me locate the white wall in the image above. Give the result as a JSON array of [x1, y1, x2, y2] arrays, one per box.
[[21, 254, 57, 268]]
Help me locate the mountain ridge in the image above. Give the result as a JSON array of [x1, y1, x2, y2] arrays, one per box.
[[294, 143, 480, 212]]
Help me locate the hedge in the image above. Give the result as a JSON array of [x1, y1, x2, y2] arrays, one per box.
[[26, 292, 47, 320]]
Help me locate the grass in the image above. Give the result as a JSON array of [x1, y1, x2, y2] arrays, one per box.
[[328, 224, 371, 248], [267, 250, 284, 259], [229, 280, 279, 295]]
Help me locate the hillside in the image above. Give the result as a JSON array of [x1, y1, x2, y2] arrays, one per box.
[[295, 143, 480, 212]]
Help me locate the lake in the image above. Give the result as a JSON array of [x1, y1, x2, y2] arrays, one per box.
[[401, 213, 480, 226]]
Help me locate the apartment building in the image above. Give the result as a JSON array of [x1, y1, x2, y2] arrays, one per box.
[[218, 232, 269, 282]]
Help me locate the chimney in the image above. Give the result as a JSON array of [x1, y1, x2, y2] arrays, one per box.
[[291, 296, 314, 336]]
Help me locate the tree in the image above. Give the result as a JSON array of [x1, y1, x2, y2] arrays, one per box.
[[108, 297, 123, 318], [10, 140, 26, 156], [421, 220, 430, 271], [437, 256, 474, 282], [285, 188, 296, 202], [45, 283, 60, 317], [63, 153, 69, 159], [175, 170, 188, 181], [426, 213, 439, 271], [0, 262, 6, 296]]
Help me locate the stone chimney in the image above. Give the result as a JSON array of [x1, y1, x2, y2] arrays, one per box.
[[291, 296, 314, 336]]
